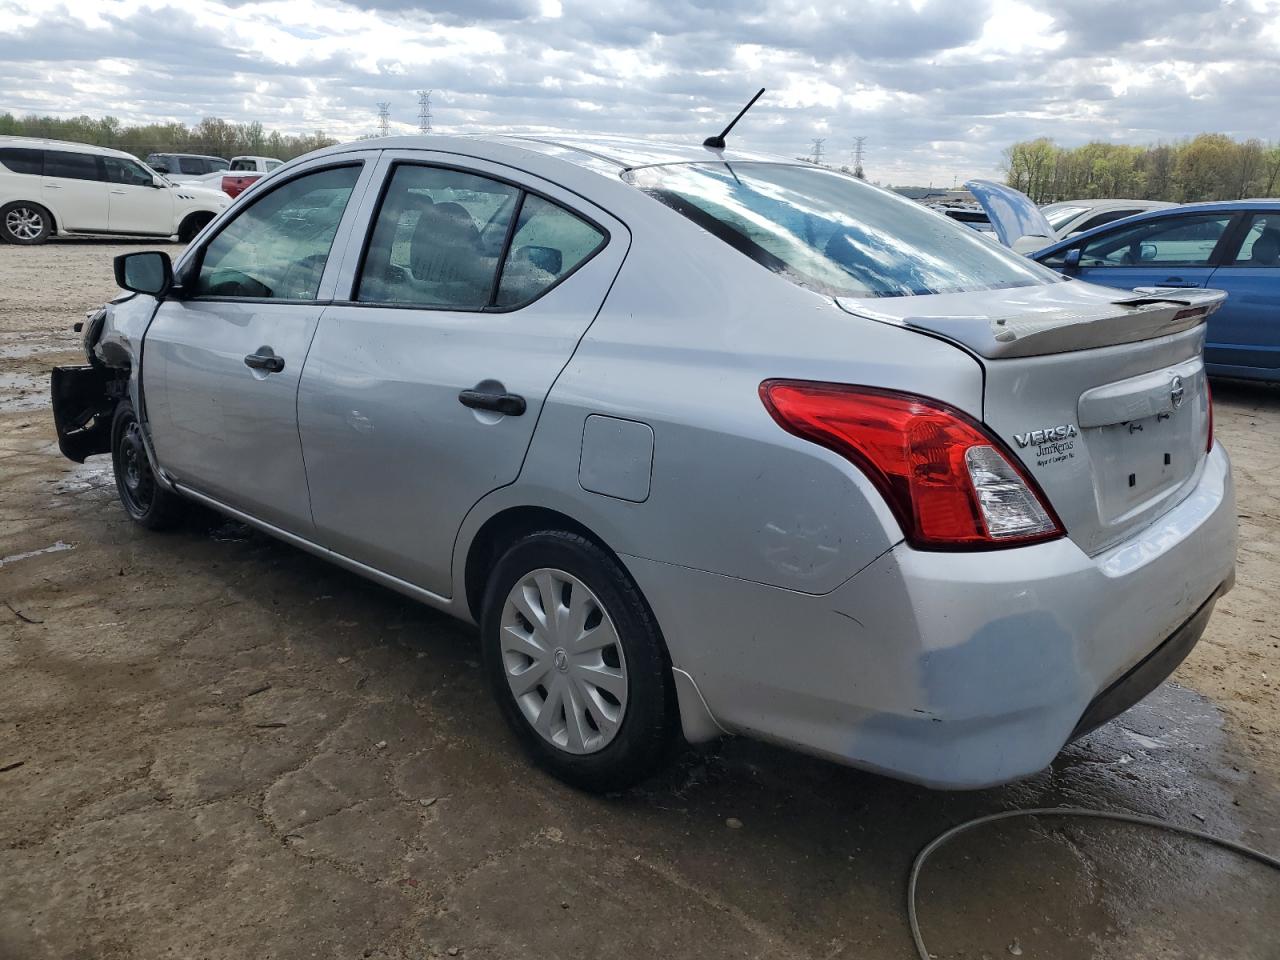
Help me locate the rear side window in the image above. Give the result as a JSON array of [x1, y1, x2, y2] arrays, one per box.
[[629, 162, 1056, 298], [494, 195, 605, 308], [356, 165, 520, 309], [44, 151, 103, 181], [230, 159, 255, 172], [178, 157, 206, 174], [194, 165, 360, 300], [0, 148, 43, 175], [1231, 214, 1280, 266]]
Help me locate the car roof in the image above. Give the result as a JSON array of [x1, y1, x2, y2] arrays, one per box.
[[1046, 198, 1174, 210], [311, 132, 793, 177], [1032, 199, 1280, 258], [149, 152, 225, 161], [0, 135, 140, 161]]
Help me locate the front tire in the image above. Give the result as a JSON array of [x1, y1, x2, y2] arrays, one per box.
[[110, 401, 185, 530], [481, 530, 677, 792], [1, 201, 52, 244]]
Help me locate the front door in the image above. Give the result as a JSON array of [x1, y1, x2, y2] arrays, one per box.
[[142, 158, 375, 534], [298, 154, 628, 597], [103, 155, 175, 235], [1069, 211, 1236, 291]]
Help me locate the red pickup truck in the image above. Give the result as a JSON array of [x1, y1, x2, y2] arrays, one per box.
[[221, 172, 264, 199]]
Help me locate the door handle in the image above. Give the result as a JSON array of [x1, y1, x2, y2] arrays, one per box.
[[459, 386, 526, 416], [244, 352, 285, 373], [110, 189, 126, 195]]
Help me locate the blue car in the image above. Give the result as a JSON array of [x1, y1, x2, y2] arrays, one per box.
[[967, 183, 1280, 382]]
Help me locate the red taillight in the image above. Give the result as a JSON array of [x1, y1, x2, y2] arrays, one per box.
[[759, 380, 1064, 550], [1206, 380, 1214, 452]]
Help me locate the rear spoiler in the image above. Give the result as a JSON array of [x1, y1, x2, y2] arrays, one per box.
[[844, 287, 1226, 360]]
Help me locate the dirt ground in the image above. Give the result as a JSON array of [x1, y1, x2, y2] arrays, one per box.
[[2, 241, 1278, 960]]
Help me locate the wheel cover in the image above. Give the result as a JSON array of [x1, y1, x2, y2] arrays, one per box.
[[118, 421, 155, 515], [5, 206, 44, 240], [500, 567, 628, 755]]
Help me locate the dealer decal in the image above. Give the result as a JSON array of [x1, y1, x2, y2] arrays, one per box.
[[1014, 423, 1078, 468]]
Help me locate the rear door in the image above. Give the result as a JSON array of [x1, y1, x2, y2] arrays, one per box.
[[1203, 210, 1280, 374], [297, 151, 629, 597], [1062, 211, 1236, 290], [41, 149, 109, 232], [143, 154, 377, 534], [103, 155, 174, 235]]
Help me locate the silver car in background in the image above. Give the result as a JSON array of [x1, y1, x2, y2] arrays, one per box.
[[52, 135, 1236, 792]]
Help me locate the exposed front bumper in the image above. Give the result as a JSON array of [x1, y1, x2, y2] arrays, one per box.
[[626, 443, 1236, 789]]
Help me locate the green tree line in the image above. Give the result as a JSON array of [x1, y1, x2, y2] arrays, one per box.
[[0, 113, 337, 163], [1003, 134, 1280, 204]]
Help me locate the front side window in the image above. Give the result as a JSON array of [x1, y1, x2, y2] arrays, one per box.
[[44, 151, 103, 181], [357, 165, 520, 309], [194, 164, 360, 300], [495, 194, 605, 307], [178, 157, 206, 175], [210, 158, 229, 172], [629, 163, 1057, 298], [103, 157, 154, 187], [230, 159, 252, 172], [0, 148, 43, 175], [266, 160, 283, 171], [149, 156, 172, 173], [1075, 214, 1233, 267], [1231, 214, 1280, 266]]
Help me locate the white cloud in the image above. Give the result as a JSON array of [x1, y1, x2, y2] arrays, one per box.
[[0, 0, 1277, 184]]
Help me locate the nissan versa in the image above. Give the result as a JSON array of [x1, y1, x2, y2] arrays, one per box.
[[51, 134, 1236, 792]]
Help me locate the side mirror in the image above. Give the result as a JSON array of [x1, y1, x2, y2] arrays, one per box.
[[150, 175, 166, 188], [1140, 242, 1158, 261], [114, 251, 173, 297], [1062, 247, 1082, 269]]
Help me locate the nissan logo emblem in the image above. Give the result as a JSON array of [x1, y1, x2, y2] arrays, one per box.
[[1170, 376, 1185, 410]]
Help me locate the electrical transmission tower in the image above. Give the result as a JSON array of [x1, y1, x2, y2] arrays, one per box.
[[376, 102, 391, 138], [417, 90, 433, 134], [810, 137, 826, 165], [852, 136, 867, 180]]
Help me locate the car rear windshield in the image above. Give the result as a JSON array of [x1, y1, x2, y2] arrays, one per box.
[[627, 162, 1059, 298]]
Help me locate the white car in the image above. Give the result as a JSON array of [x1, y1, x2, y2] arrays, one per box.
[[143, 153, 229, 183], [1042, 199, 1177, 238], [0, 137, 229, 245]]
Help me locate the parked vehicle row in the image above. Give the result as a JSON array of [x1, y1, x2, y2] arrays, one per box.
[[146, 153, 283, 187], [965, 180, 1280, 383], [52, 134, 1235, 793], [0, 137, 230, 244]]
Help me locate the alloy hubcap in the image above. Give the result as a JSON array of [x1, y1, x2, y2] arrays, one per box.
[[500, 568, 628, 755], [5, 207, 44, 240]]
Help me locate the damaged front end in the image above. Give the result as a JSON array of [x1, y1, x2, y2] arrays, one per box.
[[50, 304, 130, 463]]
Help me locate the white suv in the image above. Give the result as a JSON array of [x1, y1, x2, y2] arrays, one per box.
[[0, 137, 230, 245]]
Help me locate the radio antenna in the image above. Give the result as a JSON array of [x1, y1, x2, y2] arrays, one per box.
[[703, 88, 765, 150]]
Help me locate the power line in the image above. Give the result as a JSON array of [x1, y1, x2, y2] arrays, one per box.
[[417, 90, 433, 134], [810, 137, 826, 165], [376, 101, 390, 138], [852, 136, 867, 180]]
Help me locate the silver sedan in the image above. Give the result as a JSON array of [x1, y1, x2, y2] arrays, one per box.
[[53, 134, 1235, 792]]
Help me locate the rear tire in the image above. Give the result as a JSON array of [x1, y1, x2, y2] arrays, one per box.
[[110, 400, 185, 530], [481, 530, 677, 792], [1, 201, 52, 244]]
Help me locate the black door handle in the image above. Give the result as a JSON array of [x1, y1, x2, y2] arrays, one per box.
[[244, 352, 285, 373], [459, 387, 526, 416]]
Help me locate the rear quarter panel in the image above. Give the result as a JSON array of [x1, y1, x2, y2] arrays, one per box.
[[465, 197, 986, 598]]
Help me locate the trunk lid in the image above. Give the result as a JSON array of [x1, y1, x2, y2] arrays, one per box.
[[838, 280, 1225, 555]]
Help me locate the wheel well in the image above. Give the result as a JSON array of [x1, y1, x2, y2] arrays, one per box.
[[463, 506, 617, 623], [178, 211, 215, 242]]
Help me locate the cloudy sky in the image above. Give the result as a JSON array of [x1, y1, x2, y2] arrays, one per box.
[[2, 0, 1278, 184]]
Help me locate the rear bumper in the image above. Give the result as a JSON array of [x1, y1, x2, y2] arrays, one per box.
[[626, 442, 1236, 788]]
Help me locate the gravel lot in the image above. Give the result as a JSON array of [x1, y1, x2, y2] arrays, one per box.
[[2, 240, 1278, 960]]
